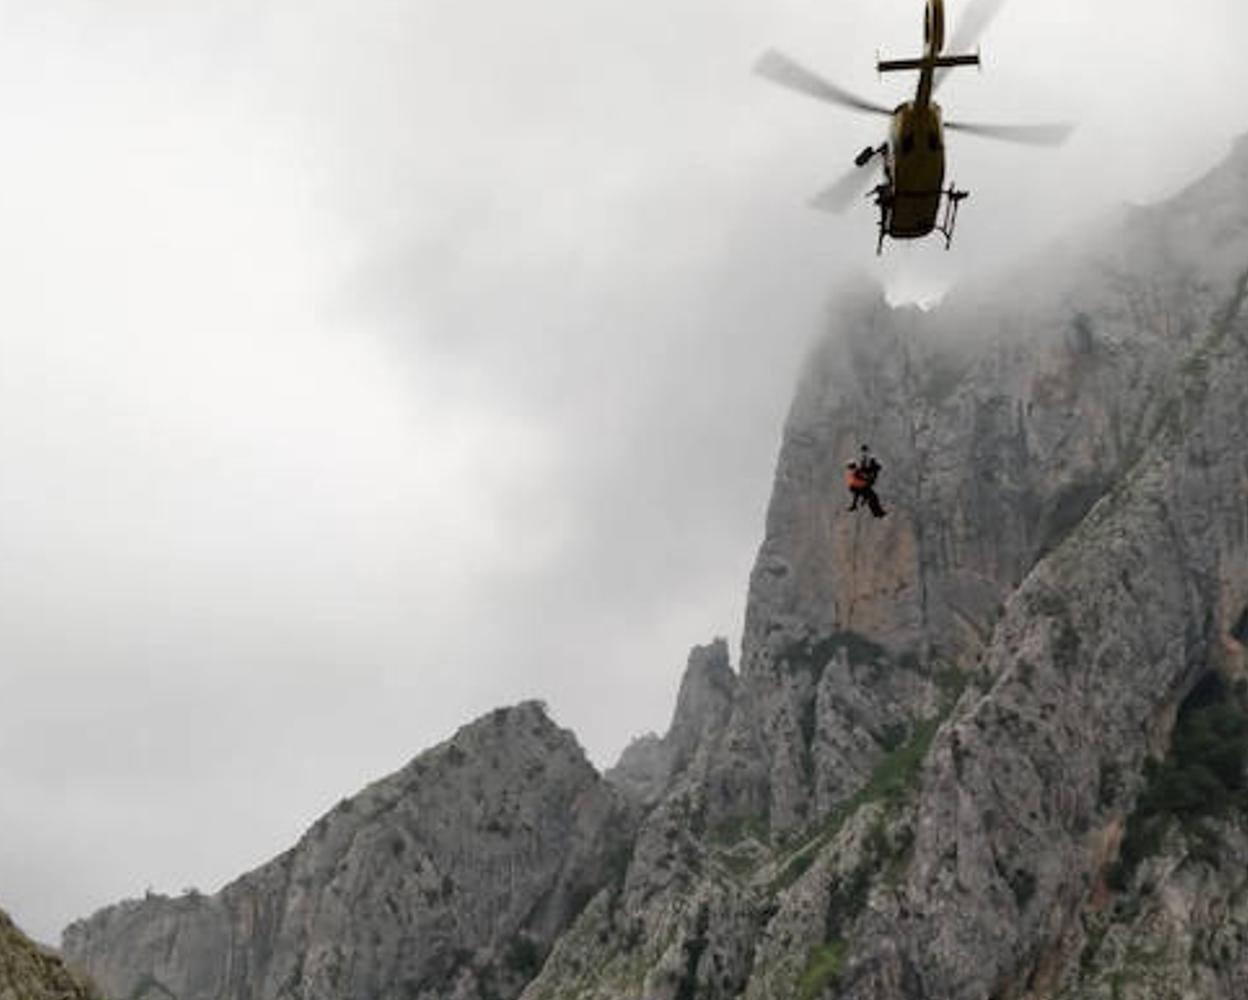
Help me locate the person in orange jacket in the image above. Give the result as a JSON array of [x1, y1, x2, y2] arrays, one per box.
[[846, 461, 868, 511], [846, 445, 887, 518]]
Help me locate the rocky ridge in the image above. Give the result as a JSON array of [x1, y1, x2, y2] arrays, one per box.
[[0, 907, 97, 1000], [62, 135, 1248, 1000], [63, 702, 634, 1000]]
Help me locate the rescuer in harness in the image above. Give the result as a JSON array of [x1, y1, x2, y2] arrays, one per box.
[[846, 444, 887, 518]]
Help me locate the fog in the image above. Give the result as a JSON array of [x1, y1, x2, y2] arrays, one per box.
[[1, 0, 1245, 943]]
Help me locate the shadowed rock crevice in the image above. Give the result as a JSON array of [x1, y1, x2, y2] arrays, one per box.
[[1232, 606, 1248, 645]]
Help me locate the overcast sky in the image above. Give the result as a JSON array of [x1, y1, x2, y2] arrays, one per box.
[[1, 0, 1245, 944]]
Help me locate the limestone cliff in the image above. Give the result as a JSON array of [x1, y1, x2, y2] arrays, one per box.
[[63, 135, 1248, 1000], [521, 134, 1248, 1000]]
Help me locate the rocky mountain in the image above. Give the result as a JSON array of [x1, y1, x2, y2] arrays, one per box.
[[521, 134, 1248, 1000], [64, 134, 1248, 1000], [0, 906, 97, 1000], [63, 703, 635, 1000]]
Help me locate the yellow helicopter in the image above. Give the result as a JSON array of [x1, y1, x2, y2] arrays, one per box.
[[756, 0, 1073, 253]]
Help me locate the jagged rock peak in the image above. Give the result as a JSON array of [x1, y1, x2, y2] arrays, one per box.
[[63, 700, 637, 1000], [668, 639, 736, 756], [607, 639, 737, 805], [421, 699, 589, 771]]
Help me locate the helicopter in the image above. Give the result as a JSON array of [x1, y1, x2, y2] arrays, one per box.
[[756, 0, 1073, 253]]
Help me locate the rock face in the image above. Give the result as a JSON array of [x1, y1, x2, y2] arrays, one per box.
[[521, 134, 1248, 1000], [0, 907, 97, 1000], [63, 702, 635, 1000], [605, 639, 738, 806], [64, 134, 1248, 1000]]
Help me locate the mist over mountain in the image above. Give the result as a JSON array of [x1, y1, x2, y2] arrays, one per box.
[[56, 135, 1248, 1000]]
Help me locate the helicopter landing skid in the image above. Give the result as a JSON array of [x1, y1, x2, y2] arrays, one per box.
[[936, 185, 969, 250], [872, 184, 970, 254]]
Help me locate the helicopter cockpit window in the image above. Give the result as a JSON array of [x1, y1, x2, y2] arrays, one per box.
[[901, 133, 915, 154]]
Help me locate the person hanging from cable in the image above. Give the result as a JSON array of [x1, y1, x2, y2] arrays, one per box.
[[845, 460, 867, 512], [845, 443, 887, 518]]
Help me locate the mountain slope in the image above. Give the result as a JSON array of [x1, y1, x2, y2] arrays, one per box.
[[1, 907, 97, 1000], [63, 702, 634, 1000]]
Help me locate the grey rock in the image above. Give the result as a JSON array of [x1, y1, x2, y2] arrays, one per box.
[[63, 702, 635, 1000], [606, 639, 738, 807]]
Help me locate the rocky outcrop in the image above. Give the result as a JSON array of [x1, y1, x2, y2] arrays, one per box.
[[0, 907, 97, 1000], [63, 702, 635, 1000], [606, 639, 738, 806], [1052, 672, 1248, 1000]]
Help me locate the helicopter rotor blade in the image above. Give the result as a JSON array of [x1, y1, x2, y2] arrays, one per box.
[[934, 0, 1008, 91], [809, 160, 883, 214], [944, 119, 1075, 146], [754, 49, 893, 117]]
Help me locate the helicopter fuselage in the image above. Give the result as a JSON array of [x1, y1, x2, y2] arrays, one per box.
[[876, 1, 955, 240], [884, 101, 946, 238]]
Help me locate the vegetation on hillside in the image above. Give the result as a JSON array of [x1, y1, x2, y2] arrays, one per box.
[[1111, 672, 1248, 887]]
